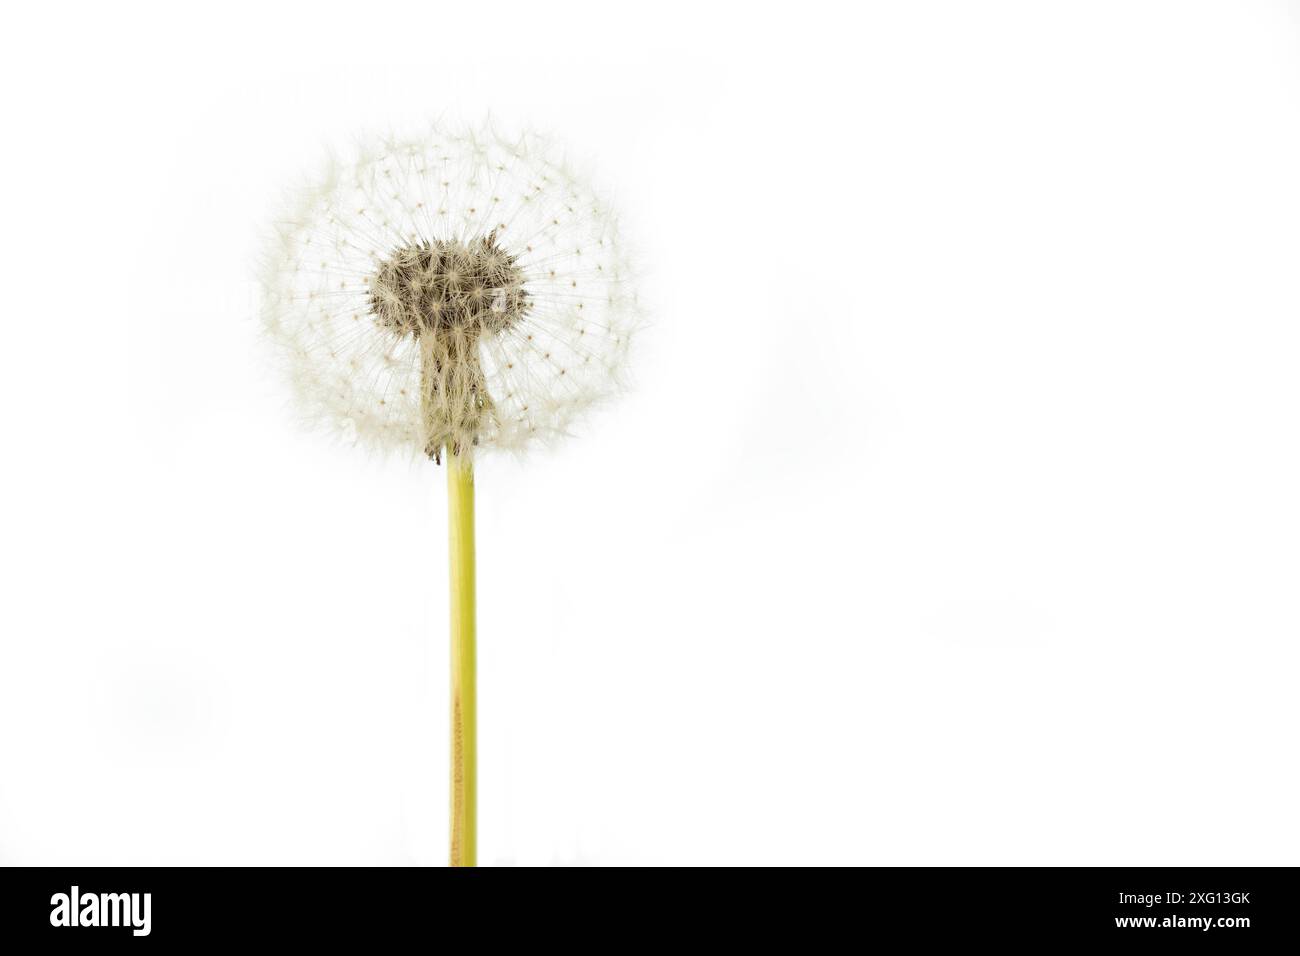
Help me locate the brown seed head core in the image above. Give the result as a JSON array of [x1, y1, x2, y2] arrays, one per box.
[[367, 232, 529, 461], [368, 231, 528, 338]]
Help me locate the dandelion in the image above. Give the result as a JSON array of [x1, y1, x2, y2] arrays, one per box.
[[259, 123, 640, 866]]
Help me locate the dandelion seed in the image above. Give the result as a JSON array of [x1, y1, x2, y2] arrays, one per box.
[[261, 123, 638, 462]]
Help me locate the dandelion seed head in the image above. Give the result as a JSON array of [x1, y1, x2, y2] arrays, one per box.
[[260, 122, 640, 462]]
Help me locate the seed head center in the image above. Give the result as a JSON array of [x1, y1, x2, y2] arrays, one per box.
[[368, 232, 528, 339]]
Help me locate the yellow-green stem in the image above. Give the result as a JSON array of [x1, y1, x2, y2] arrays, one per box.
[[447, 450, 476, 867]]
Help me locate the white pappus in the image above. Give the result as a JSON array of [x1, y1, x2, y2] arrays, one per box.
[[259, 122, 640, 462]]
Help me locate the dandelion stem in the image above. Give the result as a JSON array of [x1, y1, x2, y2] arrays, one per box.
[[447, 450, 476, 867]]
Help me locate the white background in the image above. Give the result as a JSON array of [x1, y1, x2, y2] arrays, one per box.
[[2, 1, 1299, 866]]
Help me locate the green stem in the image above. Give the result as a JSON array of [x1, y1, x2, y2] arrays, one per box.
[[447, 450, 476, 866]]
